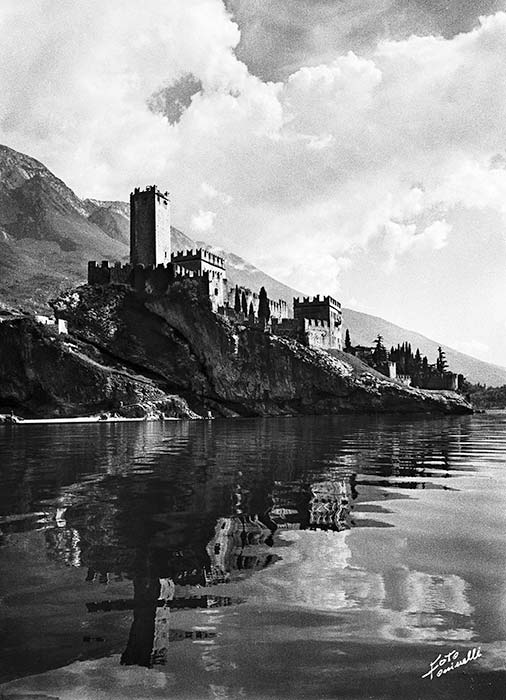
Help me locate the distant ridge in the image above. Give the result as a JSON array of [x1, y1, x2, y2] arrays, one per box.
[[1, 143, 505, 386]]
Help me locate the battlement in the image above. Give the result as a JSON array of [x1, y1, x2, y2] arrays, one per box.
[[269, 298, 289, 319], [88, 260, 133, 285], [87, 259, 227, 304], [304, 318, 331, 329], [131, 185, 170, 201], [294, 295, 341, 309], [171, 248, 225, 270]]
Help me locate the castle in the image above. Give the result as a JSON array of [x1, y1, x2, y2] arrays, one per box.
[[88, 185, 342, 351]]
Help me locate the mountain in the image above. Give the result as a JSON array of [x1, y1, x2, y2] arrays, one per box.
[[1, 143, 505, 386]]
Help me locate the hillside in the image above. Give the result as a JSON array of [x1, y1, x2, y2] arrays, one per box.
[[0, 143, 505, 386]]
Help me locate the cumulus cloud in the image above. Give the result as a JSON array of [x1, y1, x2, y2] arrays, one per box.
[[1, 2, 506, 300]]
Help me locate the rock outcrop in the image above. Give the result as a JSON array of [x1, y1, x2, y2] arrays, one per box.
[[0, 316, 198, 419], [42, 280, 472, 418]]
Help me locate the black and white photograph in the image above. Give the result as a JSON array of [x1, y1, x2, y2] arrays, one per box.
[[0, 1, 506, 698]]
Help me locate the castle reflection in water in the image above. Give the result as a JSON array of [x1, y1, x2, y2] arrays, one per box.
[[1, 415, 475, 669], [43, 467, 358, 666]]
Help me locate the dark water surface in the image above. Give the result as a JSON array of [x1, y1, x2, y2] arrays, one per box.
[[0, 414, 505, 699]]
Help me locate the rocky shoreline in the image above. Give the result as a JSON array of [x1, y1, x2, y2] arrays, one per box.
[[0, 280, 473, 419]]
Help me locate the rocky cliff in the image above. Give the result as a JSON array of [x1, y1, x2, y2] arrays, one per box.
[[0, 317, 198, 419], [41, 280, 472, 418]]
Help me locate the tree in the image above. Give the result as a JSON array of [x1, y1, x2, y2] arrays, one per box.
[[248, 301, 255, 322], [241, 290, 248, 315], [372, 334, 387, 366], [437, 346, 448, 374], [258, 286, 270, 323], [234, 285, 241, 313], [344, 329, 352, 352]]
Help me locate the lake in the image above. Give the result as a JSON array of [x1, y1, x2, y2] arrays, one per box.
[[0, 414, 505, 699]]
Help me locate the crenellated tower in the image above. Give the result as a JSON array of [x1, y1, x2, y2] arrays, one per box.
[[130, 185, 171, 266]]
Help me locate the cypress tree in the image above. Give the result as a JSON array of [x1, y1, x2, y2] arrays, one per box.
[[344, 329, 352, 352], [241, 291, 248, 315], [372, 334, 387, 368], [258, 286, 270, 323], [437, 346, 448, 373], [248, 301, 255, 322], [234, 286, 241, 313]]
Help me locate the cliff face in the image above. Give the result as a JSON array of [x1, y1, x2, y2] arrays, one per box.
[[50, 281, 472, 417], [0, 317, 198, 418]]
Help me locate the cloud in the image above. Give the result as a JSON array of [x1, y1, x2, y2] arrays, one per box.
[[0, 0, 246, 195], [1, 2, 506, 299], [191, 209, 217, 234], [225, 0, 505, 80], [421, 221, 450, 250]]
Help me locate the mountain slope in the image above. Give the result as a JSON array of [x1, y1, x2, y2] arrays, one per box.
[[0, 143, 505, 385]]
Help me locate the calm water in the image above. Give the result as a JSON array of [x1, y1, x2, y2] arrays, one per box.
[[0, 414, 505, 699]]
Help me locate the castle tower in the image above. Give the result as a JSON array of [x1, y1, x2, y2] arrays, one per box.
[[130, 186, 171, 266], [293, 295, 343, 350]]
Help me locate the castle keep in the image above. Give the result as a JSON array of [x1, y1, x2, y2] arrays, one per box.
[[87, 185, 343, 350], [130, 186, 171, 266], [88, 185, 228, 311]]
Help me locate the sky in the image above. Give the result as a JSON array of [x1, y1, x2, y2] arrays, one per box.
[[1, 0, 506, 364]]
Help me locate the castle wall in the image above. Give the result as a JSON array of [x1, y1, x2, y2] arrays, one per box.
[[270, 318, 300, 341], [303, 319, 342, 350], [271, 316, 343, 351], [171, 248, 225, 271], [269, 298, 289, 320], [130, 186, 171, 266], [397, 374, 412, 387], [227, 286, 290, 321], [87, 260, 226, 309], [426, 372, 459, 391]]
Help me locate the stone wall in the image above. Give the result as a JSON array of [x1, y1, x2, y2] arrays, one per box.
[[271, 317, 342, 350], [227, 286, 290, 320]]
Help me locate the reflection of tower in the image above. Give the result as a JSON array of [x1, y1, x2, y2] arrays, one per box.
[[150, 578, 175, 666], [205, 515, 275, 585], [121, 576, 161, 668]]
